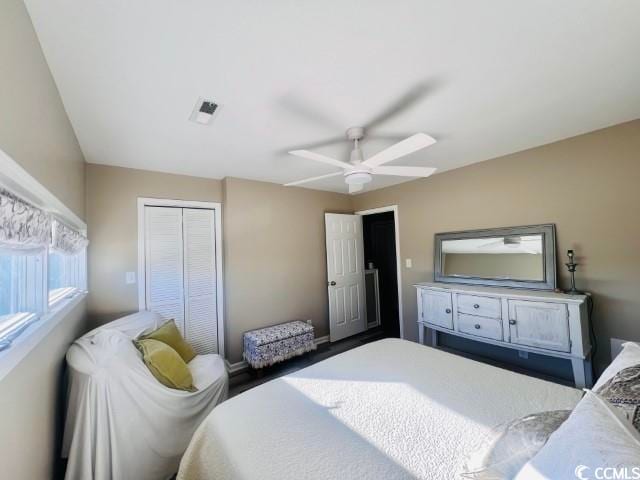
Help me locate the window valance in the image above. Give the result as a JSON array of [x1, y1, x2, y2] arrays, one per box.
[[0, 188, 51, 251], [51, 219, 88, 255]]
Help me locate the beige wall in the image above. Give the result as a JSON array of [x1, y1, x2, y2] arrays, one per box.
[[0, 299, 86, 480], [86, 121, 640, 370], [352, 119, 640, 371], [0, 0, 86, 219], [223, 177, 352, 362], [86, 170, 352, 362], [0, 1, 88, 478], [85, 164, 223, 326]]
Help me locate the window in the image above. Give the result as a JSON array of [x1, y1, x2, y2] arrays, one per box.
[[0, 251, 47, 350], [48, 250, 86, 305], [0, 186, 88, 352]]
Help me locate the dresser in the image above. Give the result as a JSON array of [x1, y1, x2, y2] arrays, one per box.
[[415, 282, 592, 388]]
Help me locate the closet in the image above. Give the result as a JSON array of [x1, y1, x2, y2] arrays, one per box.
[[142, 205, 219, 354]]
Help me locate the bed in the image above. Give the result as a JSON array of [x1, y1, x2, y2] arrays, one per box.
[[178, 338, 582, 480]]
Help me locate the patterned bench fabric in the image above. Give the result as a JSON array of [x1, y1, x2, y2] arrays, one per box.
[[243, 321, 316, 368]]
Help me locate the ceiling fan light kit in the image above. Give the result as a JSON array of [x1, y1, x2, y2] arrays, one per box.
[[285, 126, 438, 194]]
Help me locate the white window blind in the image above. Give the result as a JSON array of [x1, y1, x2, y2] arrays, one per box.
[[48, 249, 87, 305]]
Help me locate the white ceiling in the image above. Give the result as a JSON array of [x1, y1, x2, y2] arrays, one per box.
[[25, 1, 640, 194]]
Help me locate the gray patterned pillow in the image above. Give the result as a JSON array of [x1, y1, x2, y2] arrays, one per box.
[[459, 410, 571, 479], [596, 365, 640, 431]]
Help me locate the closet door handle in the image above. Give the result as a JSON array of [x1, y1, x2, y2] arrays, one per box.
[[509, 319, 517, 325], [474, 324, 481, 329], [328, 281, 336, 286], [445, 308, 452, 314], [473, 304, 480, 309]]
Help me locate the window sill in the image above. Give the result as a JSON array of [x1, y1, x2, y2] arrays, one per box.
[[49, 287, 81, 307], [0, 292, 86, 382]]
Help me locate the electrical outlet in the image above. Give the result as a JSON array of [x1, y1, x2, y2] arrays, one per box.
[[306, 319, 312, 326], [405, 258, 413, 268], [125, 272, 136, 284], [518, 350, 529, 359]]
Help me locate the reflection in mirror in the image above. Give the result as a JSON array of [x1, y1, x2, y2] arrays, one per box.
[[442, 235, 544, 281]]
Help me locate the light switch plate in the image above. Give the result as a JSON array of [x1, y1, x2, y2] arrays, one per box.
[[405, 258, 412, 268], [125, 272, 136, 284]]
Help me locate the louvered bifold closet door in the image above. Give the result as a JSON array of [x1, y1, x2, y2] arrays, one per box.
[[182, 208, 218, 354], [144, 207, 186, 334]]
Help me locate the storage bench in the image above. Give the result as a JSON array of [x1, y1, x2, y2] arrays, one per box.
[[243, 320, 316, 369]]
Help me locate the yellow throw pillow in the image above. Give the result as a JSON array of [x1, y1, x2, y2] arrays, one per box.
[[139, 319, 196, 363], [134, 339, 197, 392]]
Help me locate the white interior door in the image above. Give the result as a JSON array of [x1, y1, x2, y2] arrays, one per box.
[[182, 208, 218, 354], [144, 206, 185, 333], [325, 213, 367, 342]]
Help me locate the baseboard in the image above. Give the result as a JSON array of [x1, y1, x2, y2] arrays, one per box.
[[225, 334, 329, 375]]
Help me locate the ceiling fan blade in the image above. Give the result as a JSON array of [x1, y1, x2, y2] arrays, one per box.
[[289, 150, 354, 170], [371, 166, 437, 177], [363, 80, 439, 130], [348, 183, 364, 194], [363, 133, 436, 167], [284, 171, 343, 187], [280, 136, 346, 154], [279, 94, 345, 131]]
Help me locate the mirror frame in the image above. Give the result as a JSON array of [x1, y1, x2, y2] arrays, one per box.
[[434, 224, 557, 290]]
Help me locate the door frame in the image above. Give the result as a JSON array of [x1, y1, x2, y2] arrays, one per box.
[[137, 197, 225, 357], [355, 205, 404, 340]]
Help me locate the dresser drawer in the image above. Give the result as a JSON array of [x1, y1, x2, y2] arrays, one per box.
[[457, 313, 503, 341], [457, 294, 501, 319]]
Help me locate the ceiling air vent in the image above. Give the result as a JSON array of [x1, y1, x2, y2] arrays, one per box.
[[189, 98, 219, 125]]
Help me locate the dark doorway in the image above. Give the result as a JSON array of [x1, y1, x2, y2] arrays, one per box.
[[363, 211, 400, 338]]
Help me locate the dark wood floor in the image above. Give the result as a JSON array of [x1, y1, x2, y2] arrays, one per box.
[[228, 327, 389, 398]]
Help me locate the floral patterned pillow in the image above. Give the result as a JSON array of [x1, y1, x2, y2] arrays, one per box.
[[596, 365, 640, 431]]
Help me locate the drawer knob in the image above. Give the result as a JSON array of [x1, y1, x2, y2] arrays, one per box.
[[509, 319, 517, 325], [445, 308, 452, 314], [474, 324, 481, 329], [473, 304, 480, 309]]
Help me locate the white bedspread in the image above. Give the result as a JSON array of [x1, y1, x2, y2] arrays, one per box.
[[178, 339, 582, 480]]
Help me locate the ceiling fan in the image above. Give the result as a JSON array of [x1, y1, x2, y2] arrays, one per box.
[[284, 126, 437, 193]]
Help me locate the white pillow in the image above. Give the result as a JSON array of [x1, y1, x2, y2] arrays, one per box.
[[594, 341, 640, 390], [514, 390, 640, 480]]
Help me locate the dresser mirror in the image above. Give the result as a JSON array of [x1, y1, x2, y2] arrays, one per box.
[[434, 224, 556, 290]]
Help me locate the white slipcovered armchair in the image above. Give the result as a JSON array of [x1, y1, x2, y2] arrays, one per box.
[[62, 311, 228, 480]]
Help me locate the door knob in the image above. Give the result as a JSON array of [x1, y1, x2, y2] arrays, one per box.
[[445, 308, 452, 314], [328, 281, 336, 286], [473, 304, 480, 309], [509, 319, 517, 325], [474, 324, 481, 329]]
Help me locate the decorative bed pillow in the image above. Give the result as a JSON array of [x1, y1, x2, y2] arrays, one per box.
[[514, 391, 640, 479], [134, 338, 197, 392], [597, 365, 640, 431], [593, 341, 640, 390], [460, 410, 571, 479], [138, 319, 196, 363]]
